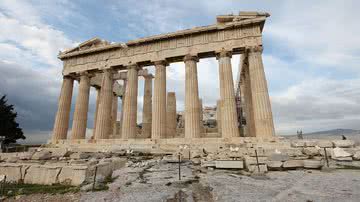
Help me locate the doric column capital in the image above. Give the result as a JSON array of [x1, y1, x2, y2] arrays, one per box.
[[246, 46, 263, 54], [153, 60, 168, 66], [144, 74, 154, 79], [184, 54, 199, 62], [216, 50, 232, 60]]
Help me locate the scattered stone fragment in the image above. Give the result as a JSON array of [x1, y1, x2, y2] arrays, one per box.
[[266, 161, 283, 171], [332, 140, 355, 148], [353, 151, 360, 160], [302, 147, 320, 156], [248, 164, 268, 173], [283, 160, 304, 169], [331, 147, 352, 159], [32, 150, 52, 160], [316, 140, 333, 148], [268, 153, 289, 162], [303, 160, 323, 169], [215, 160, 244, 169]]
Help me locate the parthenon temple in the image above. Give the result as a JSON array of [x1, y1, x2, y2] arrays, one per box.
[[50, 11, 276, 149]]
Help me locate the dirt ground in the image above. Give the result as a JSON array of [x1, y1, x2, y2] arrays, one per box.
[[6, 160, 360, 202]]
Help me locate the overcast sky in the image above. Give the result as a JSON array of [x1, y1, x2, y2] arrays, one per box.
[[1, 0, 360, 143]]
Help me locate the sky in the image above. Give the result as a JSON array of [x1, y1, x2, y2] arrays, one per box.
[[0, 0, 360, 143]]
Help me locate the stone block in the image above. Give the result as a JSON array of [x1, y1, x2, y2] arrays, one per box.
[[334, 157, 353, 161], [353, 151, 360, 160], [268, 153, 289, 162], [201, 160, 216, 167], [58, 165, 89, 186], [247, 148, 266, 157], [6, 156, 19, 163], [24, 165, 62, 185], [304, 140, 317, 147], [331, 147, 352, 159], [283, 160, 304, 169], [51, 149, 71, 158], [18, 152, 35, 160], [215, 160, 244, 169], [248, 164, 268, 173], [332, 140, 355, 148], [266, 161, 283, 171], [278, 149, 303, 157], [32, 150, 52, 160], [316, 140, 333, 148], [303, 160, 323, 169], [244, 156, 267, 166], [0, 163, 22, 182], [291, 141, 305, 147], [336, 161, 360, 168], [70, 152, 92, 160], [302, 147, 320, 156], [319, 148, 332, 157], [110, 158, 127, 170]]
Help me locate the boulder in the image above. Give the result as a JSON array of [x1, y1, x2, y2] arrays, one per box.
[[303, 160, 323, 169], [32, 150, 52, 160], [283, 160, 304, 169], [331, 147, 352, 159], [332, 140, 355, 148], [266, 161, 283, 171]]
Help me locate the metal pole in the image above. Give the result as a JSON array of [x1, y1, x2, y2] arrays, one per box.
[[178, 154, 181, 180], [92, 166, 98, 191], [324, 148, 329, 167], [255, 150, 260, 172]]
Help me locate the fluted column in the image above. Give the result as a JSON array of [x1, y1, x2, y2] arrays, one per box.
[[243, 66, 255, 137], [216, 100, 222, 133], [94, 70, 114, 139], [151, 61, 167, 139], [118, 80, 127, 138], [184, 55, 201, 139], [111, 93, 118, 138], [92, 87, 100, 139], [71, 73, 91, 140], [52, 76, 74, 142], [247, 46, 275, 139], [199, 98, 204, 135], [166, 92, 177, 138], [142, 75, 153, 138], [121, 65, 139, 139], [217, 50, 239, 138]]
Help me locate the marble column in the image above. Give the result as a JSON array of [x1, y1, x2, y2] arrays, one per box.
[[166, 92, 177, 138], [243, 65, 255, 137], [199, 98, 204, 134], [184, 55, 201, 139], [216, 100, 222, 134], [111, 93, 118, 138], [118, 80, 127, 138], [52, 76, 74, 142], [121, 65, 139, 139], [142, 75, 153, 138], [247, 46, 275, 139], [217, 50, 239, 138], [71, 73, 91, 140], [151, 61, 167, 139], [92, 87, 100, 139], [94, 70, 114, 139]]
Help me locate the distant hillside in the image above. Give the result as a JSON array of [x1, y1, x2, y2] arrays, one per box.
[[304, 129, 360, 136]]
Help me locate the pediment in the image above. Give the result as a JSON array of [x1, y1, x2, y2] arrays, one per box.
[[61, 37, 111, 55]]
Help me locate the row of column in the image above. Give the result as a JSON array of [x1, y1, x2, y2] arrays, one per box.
[[52, 46, 274, 142]]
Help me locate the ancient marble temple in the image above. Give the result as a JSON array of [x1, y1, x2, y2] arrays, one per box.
[[50, 12, 276, 147]]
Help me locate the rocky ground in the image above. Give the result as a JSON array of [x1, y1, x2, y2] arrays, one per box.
[[6, 157, 360, 202]]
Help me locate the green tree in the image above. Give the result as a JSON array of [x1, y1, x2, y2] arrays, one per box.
[[0, 95, 25, 144]]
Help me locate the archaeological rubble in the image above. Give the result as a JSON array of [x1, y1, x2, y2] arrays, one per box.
[[1, 12, 360, 197]]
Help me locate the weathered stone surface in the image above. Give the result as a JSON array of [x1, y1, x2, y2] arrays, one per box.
[[70, 152, 92, 160], [32, 150, 52, 160], [248, 164, 268, 173], [0, 163, 23, 182], [283, 160, 304, 169], [201, 160, 216, 167], [302, 147, 320, 156], [266, 161, 283, 171], [24, 165, 62, 185], [334, 157, 353, 161], [353, 151, 360, 160], [215, 160, 244, 169], [316, 140, 333, 148], [51, 149, 71, 158], [335, 161, 360, 168], [268, 153, 289, 162], [58, 165, 89, 185], [291, 141, 305, 147], [244, 156, 267, 166], [332, 140, 355, 148], [18, 152, 35, 160], [278, 149, 303, 157], [304, 141, 317, 147], [6, 156, 20, 163], [303, 160, 323, 169], [331, 147, 352, 159]]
